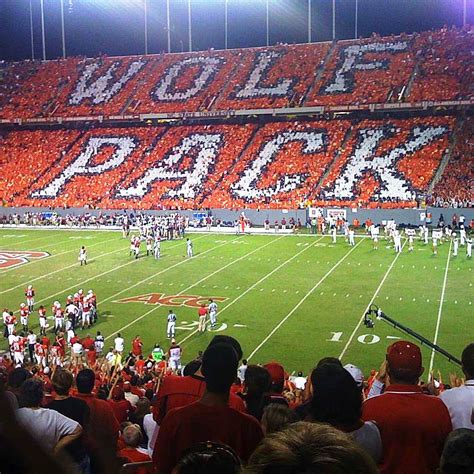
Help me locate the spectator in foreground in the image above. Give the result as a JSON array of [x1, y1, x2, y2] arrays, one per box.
[[153, 343, 263, 473], [152, 335, 245, 424], [74, 368, 120, 474], [439, 428, 474, 474], [309, 363, 382, 463], [117, 424, 151, 466], [261, 403, 298, 435], [173, 442, 241, 474], [440, 342, 474, 429], [16, 379, 82, 453], [243, 421, 377, 474], [241, 365, 272, 421], [47, 369, 90, 472], [362, 341, 452, 474]]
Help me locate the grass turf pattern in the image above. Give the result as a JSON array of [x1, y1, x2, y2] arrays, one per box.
[[0, 229, 472, 380]]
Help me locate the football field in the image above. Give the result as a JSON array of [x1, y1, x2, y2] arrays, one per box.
[[1, 228, 472, 380]]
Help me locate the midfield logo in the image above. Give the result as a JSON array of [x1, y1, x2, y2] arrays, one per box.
[[0, 250, 50, 269], [114, 293, 228, 308]]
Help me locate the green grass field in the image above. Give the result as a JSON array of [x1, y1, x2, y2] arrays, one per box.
[[1, 228, 472, 380]]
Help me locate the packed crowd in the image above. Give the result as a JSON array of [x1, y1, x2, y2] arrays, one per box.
[[1, 116, 469, 210], [430, 117, 473, 208], [0, 27, 472, 120], [1, 325, 473, 474]]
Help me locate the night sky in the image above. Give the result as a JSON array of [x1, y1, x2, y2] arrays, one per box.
[[0, 0, 472, 61]]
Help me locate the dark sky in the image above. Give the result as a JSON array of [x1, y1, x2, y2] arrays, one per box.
[[0, 0, 472, 61]]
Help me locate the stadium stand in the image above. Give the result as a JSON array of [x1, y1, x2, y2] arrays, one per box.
[[0, 27, 472, 119], [430, 117, 473, 208], [0, 116, 465, 209], [1, 335, 472, 473]]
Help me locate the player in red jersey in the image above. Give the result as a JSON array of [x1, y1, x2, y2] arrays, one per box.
[[38, 305, 48, 335], [19, 303, 29, 332], [53, 303, 65, 333], [34, 340, 47, 367]]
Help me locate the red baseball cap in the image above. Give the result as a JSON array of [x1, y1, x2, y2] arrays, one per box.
[[264, 362, 285, 385], [387, 341, 422, 377]]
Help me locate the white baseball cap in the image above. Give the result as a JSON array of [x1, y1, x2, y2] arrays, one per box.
[[344, 364, 364, 388]]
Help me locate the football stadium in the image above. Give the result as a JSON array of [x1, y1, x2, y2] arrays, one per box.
[[0, 1, 473, 473]]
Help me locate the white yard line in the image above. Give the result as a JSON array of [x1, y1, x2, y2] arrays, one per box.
[[428, 241, 452, 374], [100, 235, 236, 308], [105, 236, 284, 341], [178, 235, 327, 346], [0, 232, 62, 248], [13, 236, 207, 314], [0, 234, 121, 278], [248, 239, 365, 361], [339, 242, 406, 361]]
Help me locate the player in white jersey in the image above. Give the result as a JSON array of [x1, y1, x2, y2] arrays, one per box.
[[168, 340, 182, 372], [208, 299, 218, 329], [186, 238, 193, 258], [154, 237, 161, 259], [452, 234, 459, 257], [393, 231, 402, 253], [79, 246, 87, 266], [369, 225, 379, 250], [95, 331, 105, 356], [467, 237, 472, 258], [408, 235, 414, 252], [460, 227, 466, 246], [167, 310, 177, 339], [348, 229, 355, 247], [331, 226, 337, 244], [422, 225, 429, 245]]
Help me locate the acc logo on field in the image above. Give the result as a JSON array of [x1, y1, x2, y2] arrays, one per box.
[[0, 250, 50, 269], [114, 293, 228, 308]]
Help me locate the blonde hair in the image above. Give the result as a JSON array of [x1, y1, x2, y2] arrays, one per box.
[[244, 421, 377, 474]]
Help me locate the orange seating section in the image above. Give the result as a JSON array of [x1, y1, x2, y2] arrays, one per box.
[[0, 117, 463, 209], [0, 27, 471, 120]]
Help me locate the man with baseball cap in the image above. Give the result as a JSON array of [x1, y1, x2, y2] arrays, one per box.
[[362, 340, 452, 474]]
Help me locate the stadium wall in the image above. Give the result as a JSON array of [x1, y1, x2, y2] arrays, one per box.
[[1, 207, 473, 227]]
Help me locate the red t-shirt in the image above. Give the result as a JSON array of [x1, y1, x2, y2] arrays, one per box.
[[152, 374, 246, 424], [74, 393, 120, 453], [198, 307, 207, 317], [119, 447, 151, 474], [362, 384, 452, 474], [135, 359, 145, 374], [132, 339, 143, 356], [107, 398, 133, 423], [82, 337, 95, 350], [153, 401, 263, 473]]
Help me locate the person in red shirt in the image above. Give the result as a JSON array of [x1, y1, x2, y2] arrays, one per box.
[[197, 304, 208, 332], [152, 336, 246, 424], [74, 369, 120, 473], [362, 341, 452, 474], [107, 387, 134, 423], [118, 424, 151, 474], [135, 355, 145, 375], [55, 332, 66, 357], [132, 336, 143, 357], [81, 334, 96, 367], [153, 343, 263, 473]]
